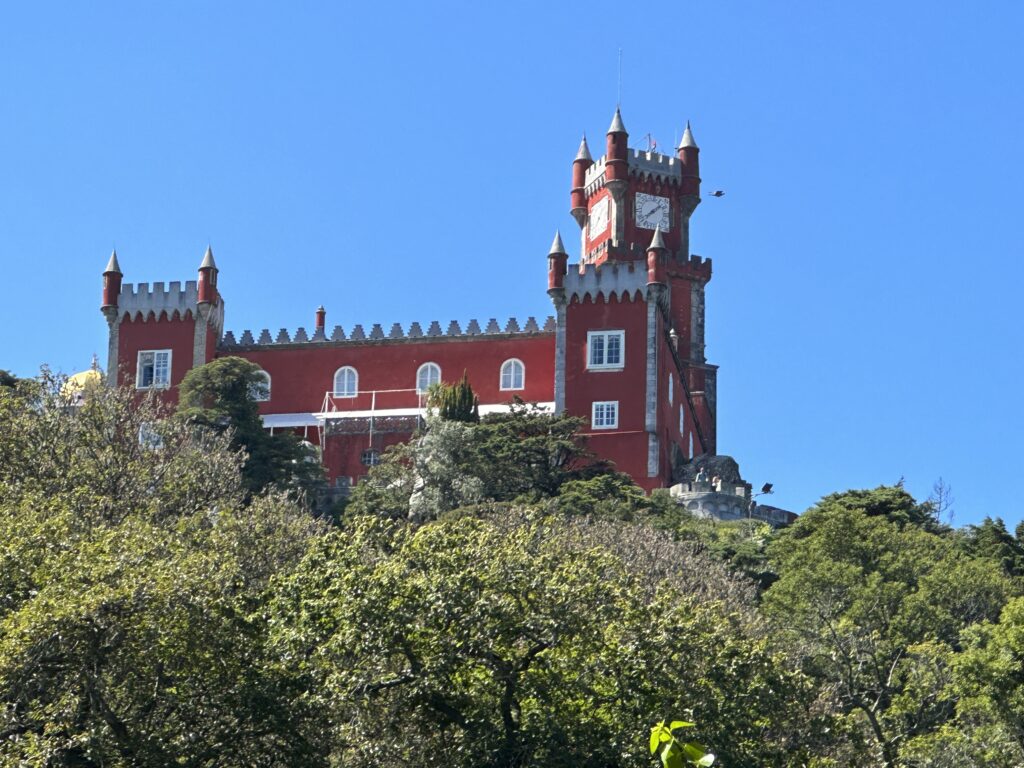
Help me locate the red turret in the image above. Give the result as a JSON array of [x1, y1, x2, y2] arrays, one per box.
[[646, 226, 667, 284], [570, 135, 593, 228], [315, 305, 326, 332], [605, 108, 628, 183], [547, 231, 568, 289], [677, 121, 700, 196], [101, 250, 122, 309], [197, 246, 218, 305]]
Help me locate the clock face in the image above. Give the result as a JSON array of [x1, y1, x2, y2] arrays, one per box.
[[589, 197, 610, 239], [635, 192, 671, 231]]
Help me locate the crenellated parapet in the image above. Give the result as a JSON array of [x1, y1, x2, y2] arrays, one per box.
[[564, 260, 648, 304], [220, 315, 555, 349], [118, 280, 197, 318], [628, 149, 686, 183], [666, 253, 713, 283], [114, 280, 225, 331], [583, 148, 691, 196]]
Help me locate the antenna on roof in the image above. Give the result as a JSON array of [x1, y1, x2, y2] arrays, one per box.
[[617, 48, 623, 107]]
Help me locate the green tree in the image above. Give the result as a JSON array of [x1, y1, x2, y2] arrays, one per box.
[[428, 371, 479, 423], [178, 356, 325, 502], [0, 369, 243, 525], [646, 492, 778, 590], [0, 369, 17, 388], [943, 596, 1024, 765], [553, 472, 649, 520], [0, 503, 325, 767], [269, 511, 816, 768], [764, 487, 1013, 766], [0, 370, 327, 766], [957, 517, 1024, 579], [346, 401, 613, 521], [812, 484, 946, 532]]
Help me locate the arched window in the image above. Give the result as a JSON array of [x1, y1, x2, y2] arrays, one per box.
[[416, 362, 441, 394], [333, 366, 358, 398], [500, 358, 525, 390], [248, 370, 271, 402]]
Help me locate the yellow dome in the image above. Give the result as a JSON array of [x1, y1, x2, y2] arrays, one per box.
[[62, 368, 104, 400]]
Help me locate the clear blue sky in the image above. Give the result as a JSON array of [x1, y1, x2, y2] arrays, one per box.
[[2, 1, 1022, 526]]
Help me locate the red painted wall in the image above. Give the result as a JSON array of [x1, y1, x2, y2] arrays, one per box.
[[218, 333, 555, 485], [563, 293, 649, 481], [324, 430, 411, 484], [585, 189, 613, 252], [225, 334, 554, 416], [117, 311, 196, 404]]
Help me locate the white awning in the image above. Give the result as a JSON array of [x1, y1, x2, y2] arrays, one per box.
[[260, 412, 322, 429], [314, 401, 554, 420]]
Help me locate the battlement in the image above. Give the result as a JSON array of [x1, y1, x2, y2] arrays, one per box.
[[118, 280, 198, 317], [564, 259, 648, 303], [627, 148, 683, 182], [583, 147, 688, 194], [114, 279, 225, 330], [667, 253, 713, 281], [583, 156, 608, 190], [221, 315, 556, 349]]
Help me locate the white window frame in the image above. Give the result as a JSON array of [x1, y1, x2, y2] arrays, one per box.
[[586, 330, 625, 370], [592, 400, 619, 430], [499, 358, 525, 391], [333, 366, 359, 398], [249, 370, 271, 402], [416, 362, 441, 394], [136, 349, 172, 390], [680, 404, 685, 435], [668, 373, 674, 405]]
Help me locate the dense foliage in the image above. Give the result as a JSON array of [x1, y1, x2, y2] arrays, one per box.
[[178, 356, 325, 502], [2, 371, 1023, 766], [427, 372, 480, 423]]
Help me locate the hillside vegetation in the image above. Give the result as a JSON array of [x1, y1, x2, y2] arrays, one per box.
[[1, 366, 1023, 767]]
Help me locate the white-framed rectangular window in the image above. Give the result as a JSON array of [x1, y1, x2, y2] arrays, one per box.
[[587, 330, 625, 369], [679, 404, 685, 435], [668, 373, 674, 405], [592, 400, 619, 430], [136, 350, 171, 389]]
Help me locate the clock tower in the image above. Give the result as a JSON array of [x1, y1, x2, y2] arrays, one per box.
[[576, 109, 702, 266], [552, 107, 716, 490]]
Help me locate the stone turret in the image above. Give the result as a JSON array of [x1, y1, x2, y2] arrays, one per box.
[[646, 226, 667, 284], [605, 107, 628, 184], [570, 135, 592, 228], [547, 230, 568, 290], [100, 251, 123, 386], [677, 121, 700, 197], [197, 246, 218, 305], [102, 250, 122, 309]]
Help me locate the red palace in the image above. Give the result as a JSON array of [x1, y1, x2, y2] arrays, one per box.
[[100, 108, 716, 495]]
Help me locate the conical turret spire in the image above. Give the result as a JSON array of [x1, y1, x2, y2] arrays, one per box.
[[199, 245, 217, 270], [575, 135, 592, 162], [607, 107, 627, 135], [677, 121, 698, 150], [648, 225, 667, 251], [104, 249, 122, 274], [549, 230, 567, 255]]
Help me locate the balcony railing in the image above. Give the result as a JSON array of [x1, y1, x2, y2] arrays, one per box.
[[319, 387, 429, 418]]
